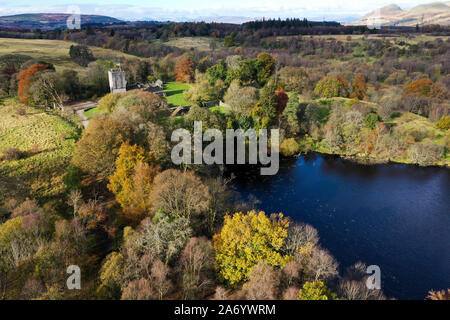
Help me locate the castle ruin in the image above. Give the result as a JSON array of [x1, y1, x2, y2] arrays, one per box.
[[108, 68, 127, 93]]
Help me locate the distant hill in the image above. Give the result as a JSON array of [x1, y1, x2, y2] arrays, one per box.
[[349, 2, 450, 26], [0, 13, 123, 30]]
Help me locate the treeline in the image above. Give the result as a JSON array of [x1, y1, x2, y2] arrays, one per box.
[[0, 88, 385, 300], [0, 52, 113, 107]]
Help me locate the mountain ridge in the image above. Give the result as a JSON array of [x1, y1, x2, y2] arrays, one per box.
[[351, 2, 450, 26], [0, 13, 123, 30]]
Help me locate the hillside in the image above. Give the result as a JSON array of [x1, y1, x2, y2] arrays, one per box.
[[0, 38, 141, 72], [0, 98, 80, 205], [350, 2, 450, 26], [0, 13, 122, 30]]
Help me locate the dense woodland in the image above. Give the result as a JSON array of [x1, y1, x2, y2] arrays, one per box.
[[0, 20, 449, 300]]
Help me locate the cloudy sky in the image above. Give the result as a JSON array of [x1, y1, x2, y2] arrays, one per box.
[[0, 0, 442, 21]]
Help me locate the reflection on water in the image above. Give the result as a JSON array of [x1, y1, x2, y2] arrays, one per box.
[[231, 153, 450, 299]]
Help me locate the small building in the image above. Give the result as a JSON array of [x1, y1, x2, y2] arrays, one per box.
[[108, 68, 127, 93]]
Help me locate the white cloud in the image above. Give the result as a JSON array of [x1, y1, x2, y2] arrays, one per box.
[[0, 0, 443, 21]]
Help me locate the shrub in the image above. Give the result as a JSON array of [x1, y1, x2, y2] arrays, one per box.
[[429, 104, 450, 122], [16, 107, 26, 116], [1, 148, 24, 161], [402, 94, 432, 117], [409, 141, 444, 166], [63, 165, 82, 191], [280, 138, 300, 156], [364, 113, 380, 130], [435, 115, 450, 130], [69, 45, 95, 67]]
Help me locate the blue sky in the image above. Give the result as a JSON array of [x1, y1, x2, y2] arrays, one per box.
[[0, 0, 442, 21]]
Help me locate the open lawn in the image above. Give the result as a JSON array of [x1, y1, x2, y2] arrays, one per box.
[[209, 105, 229, 114], [161, 37, 222, 51], [0, 38, 140, 72], [84, 107, 103, 120], [0, 98, 81, 204], [163, 81, 191, 106]]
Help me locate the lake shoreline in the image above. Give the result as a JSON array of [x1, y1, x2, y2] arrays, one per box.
[[293, 150, 450, 169]]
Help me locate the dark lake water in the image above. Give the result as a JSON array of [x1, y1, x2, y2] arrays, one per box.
[[231, 153, 450, 299]]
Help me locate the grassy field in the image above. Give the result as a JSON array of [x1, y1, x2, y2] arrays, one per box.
[[84, 107, 103, 120], [279, 34, 449, 43], [163, 81, 191, 106], [161, 37, 222, 51], [0, 98, 81, 204], [209, 105, 229, 114], [0, 38, 140, 72]]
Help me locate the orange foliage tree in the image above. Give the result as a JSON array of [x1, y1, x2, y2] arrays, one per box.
[[404, 78, 434, 97], [17, 64, 48, 104], [108, 142, 159, 222], [351, 74, 368, 100], [275, 89, 289, 114], [175, 54, 194, 83]]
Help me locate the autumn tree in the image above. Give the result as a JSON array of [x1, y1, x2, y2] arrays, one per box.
[[108, 142, 158, 220], [149, 169, 210, 221], [282, 93, 302, 134], [278, 67, 310, 93], [303, 246, 339, 282], [17, 64, 48, 104], [175, 54, 194, 83], [258, 79, 278, 125], [184, 74, 225, 105], [72, 117, 133, 180], [427, 289, 450, 300], [213, 211, 290, 286], [97, 252, 124, 299], [150, 259, 173, 300], [256, 52, 275, 86], [243, 261, 280, 300], [297, 281, 337, 300], [351, 74, 367, 100], [404, 78, 434, 97], [275, 89, 289, 115], [121, 278, 153, 300], [69, 45, 94, 67], [128, 216, 191, 265], [337, 262, 386, 300], [314, 75, 348, 98], [206, 60, 227, 85], [283, 223, 319, 256], [29, 71, 65, 110], [223, 80, 258, 115], [179, 237, 215, 299]]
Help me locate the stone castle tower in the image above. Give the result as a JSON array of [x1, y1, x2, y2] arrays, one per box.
[[108, 68, 127, 93]]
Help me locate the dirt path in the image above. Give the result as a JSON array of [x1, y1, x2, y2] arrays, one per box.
[[76, 109, 89, 128], [64, 101, 99, 129]]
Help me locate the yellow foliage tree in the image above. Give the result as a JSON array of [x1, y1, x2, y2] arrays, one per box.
[[213, 210, 291, 286], [297, 281, 337, 300], [108, 142, 158, 220]]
